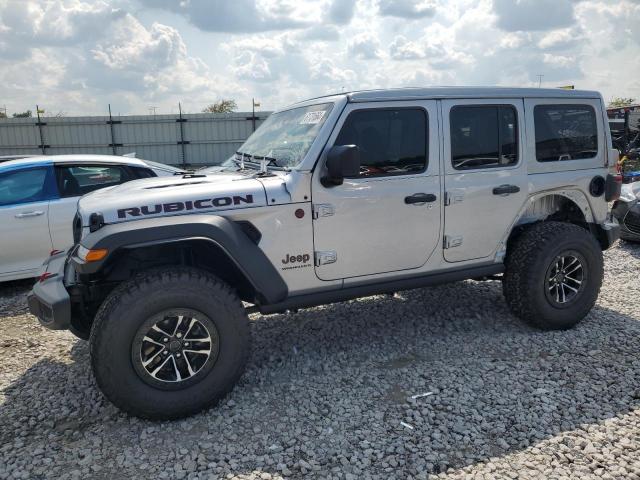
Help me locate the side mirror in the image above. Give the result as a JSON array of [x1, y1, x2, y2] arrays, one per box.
[[322, 145, 360, 187]]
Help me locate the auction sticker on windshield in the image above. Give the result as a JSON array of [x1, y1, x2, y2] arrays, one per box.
[[300, 110, 326, 125]]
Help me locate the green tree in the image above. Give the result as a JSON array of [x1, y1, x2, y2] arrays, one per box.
[[609, 97, 636, 108], [12, 110, 32, 118], [202, 99, 237, 113]]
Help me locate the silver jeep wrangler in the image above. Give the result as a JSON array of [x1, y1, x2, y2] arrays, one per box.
[[29, 87, 622, 419]]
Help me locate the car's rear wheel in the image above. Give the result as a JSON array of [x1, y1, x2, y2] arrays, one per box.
[[503, 221, 603, 330], [89, 267, 249, 420]]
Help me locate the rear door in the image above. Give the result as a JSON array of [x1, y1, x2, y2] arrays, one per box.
[[0, 166, 56, 278], [442, 99, 527, 262]]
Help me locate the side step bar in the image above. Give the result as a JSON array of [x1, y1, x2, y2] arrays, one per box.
[[252, 263, 504, 315]]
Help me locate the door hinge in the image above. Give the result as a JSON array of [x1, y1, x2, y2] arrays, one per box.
[[444, 235, 463, 249], [315, 250, 337, 266], [444, 190, 465, 206], [312, 203, 335, 219]]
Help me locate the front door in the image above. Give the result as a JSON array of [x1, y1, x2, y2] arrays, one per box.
[[442, 99, 527, 262], [311, 101, 441, 281], [0, 166, 55, 278]]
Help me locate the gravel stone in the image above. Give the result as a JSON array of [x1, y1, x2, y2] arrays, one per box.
[[1, 241, 640, 479]]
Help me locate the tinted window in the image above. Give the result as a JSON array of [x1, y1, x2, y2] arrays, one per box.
[[132, 166, 155, 179], [335, 108, 427, 177], [0, 167, 51, 206], [55, 165, 132, 197], [534, 105, 597, 162], [450, 106, 518, 170]]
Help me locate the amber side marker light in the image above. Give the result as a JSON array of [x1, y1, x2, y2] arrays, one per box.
[[77, 245, 109, 262]]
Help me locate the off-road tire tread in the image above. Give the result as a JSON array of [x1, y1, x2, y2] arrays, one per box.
[[503, 221, 603, 330], [89, 267, 249, 420]]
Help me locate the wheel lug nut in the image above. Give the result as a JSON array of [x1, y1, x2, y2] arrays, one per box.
[[177, 353, 181, 357], [185, 342, 189, 347], [163, 338, 168, 342], [177, 333, 182, 338]]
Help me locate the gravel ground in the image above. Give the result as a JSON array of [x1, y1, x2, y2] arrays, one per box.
[[1, 241, 640, 480]]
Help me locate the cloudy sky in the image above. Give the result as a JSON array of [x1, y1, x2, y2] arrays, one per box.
[[0, 0, 638, 116]]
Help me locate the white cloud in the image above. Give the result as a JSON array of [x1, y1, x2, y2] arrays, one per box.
[[389, 35, 425, 60], [328, 0, 357, 25], [378, 0, 437, 18], [136, 0, 310, 33], [493, 0, 576, 32], [233, 51, 277, 82], [538, 28, 584, 51], [0, 0, 638, 115], [309, 58, 356, 86], [347, 32, 383, 60]]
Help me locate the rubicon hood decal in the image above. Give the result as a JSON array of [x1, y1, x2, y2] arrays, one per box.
[[78, 173, 268, 224], [118, 194, 254, 219]]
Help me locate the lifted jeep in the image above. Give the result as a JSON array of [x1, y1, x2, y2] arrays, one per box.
[[29, 87, 621, 419]]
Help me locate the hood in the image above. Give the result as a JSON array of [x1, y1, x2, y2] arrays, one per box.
[[78, 172, 268, 225]]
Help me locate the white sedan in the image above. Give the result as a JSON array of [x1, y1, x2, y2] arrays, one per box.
[[0, 154, 185, 282]]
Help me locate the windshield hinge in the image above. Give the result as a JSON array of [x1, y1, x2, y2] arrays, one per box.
[[312, 203, 335, 219]]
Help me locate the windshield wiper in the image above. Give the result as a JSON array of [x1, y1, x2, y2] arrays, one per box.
[[234, 151, 259, 171], [235, 151, 289, 173]]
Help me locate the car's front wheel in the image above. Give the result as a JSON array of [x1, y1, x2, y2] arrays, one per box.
[[89, 267, 249, 420]]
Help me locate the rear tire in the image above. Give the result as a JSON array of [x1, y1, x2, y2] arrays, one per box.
[[89, 267, 249, 420], [503, 221, 603, 330]]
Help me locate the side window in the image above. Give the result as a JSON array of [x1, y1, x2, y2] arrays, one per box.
[[55, 165, 132, 197], [132, 167, 155, 179], [450, 105, 518, 170], [534, 105, 598, 162], [334, 108, 427, 177], [0, 167, 52, 206]]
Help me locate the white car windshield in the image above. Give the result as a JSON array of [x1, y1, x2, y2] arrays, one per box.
[[237, 102, 333, 169]]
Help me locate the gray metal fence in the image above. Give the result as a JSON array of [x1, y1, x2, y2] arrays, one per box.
[[0, 111, 270, 167]]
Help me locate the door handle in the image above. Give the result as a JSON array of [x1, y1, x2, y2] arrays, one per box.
[[492, 184, 520, 196], [404, 193, 437, 205], [15, 210, 45, 218]]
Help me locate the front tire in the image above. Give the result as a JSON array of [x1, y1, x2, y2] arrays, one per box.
[[89, 267, 249, 420], [503, 221, 603, 330]]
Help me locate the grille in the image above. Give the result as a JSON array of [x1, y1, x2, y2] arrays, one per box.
[[72, 213, 82, 244], [624, 210, 640, 235]]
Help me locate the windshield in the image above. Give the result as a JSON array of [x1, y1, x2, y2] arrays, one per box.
[[237, 102, 333, 169]]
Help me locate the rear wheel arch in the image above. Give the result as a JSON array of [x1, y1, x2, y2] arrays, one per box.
[[507, 192, 594, 249]]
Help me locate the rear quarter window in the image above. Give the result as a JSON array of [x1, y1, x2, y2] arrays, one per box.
[[534, 105, 598, 162]]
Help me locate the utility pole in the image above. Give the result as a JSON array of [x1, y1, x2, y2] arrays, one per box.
[[252, 98, 256, 132], [35, 104, 46, 154], [536, 74, 544, 88], [178, 102, 187, 169]]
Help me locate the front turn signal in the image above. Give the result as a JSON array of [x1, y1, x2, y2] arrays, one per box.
[[77, 245, 108, 262]]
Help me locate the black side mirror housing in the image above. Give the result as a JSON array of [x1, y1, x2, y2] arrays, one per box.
[[322, 145, 360, 187]]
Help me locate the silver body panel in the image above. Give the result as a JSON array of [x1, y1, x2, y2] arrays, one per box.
[[70, 88, 614, 297]]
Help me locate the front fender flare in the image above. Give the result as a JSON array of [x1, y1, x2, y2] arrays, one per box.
[[71, 215, 288, 304]]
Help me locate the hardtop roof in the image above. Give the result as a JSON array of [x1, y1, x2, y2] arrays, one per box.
[[347, 86, 601, 102]]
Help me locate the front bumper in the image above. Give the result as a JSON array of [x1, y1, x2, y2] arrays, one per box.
[[27, 252, 72, 330]]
